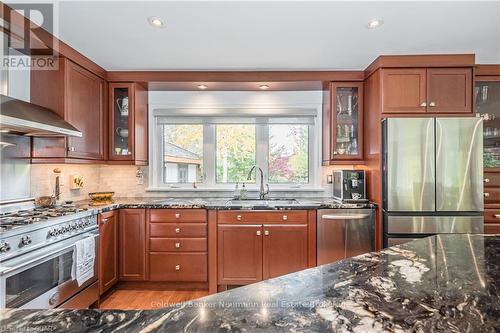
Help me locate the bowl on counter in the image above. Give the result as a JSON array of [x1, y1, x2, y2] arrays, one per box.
[[88, 191, 115, 206]]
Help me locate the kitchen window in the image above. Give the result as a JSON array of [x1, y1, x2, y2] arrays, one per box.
[[150, 108, 319, 189]]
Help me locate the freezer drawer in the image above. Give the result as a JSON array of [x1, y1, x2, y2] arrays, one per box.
[[386, 215, 483, 234], [317, 209, 374, 265]]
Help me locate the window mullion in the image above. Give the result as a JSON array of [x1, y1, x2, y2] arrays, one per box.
[[203, 124, 216, 186], [256, 124, 269, 184]]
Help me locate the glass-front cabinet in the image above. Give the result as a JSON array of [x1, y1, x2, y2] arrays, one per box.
[[323, 82, 364, 164], [110, 83, 134, 160], [476, 81, 500, 169]]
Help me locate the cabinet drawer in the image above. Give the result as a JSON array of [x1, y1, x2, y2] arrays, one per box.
[[149, 238, 207, 252], [484, 188, 500, 204], [149, 253, 207, 281], [484, 223, 500, 234], [218, 211, 307, 224], [483, 209, 500, 224], [484, 172, 500, 187], [150, 223, 207, 238], [149, 209, 207, 223]]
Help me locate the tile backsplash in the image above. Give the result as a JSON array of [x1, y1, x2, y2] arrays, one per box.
[[30, 164, 354, 200]]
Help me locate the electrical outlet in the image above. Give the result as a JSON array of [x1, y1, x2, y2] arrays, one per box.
[[326, 175, 333, 184]]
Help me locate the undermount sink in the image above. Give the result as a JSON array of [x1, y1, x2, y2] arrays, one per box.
[[226, 199, 299, 206]]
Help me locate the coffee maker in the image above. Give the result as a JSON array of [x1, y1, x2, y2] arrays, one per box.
[[333, 170, 366, 203]]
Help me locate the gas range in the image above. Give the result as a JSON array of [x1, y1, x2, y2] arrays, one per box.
[[0, 204, 98, 262]]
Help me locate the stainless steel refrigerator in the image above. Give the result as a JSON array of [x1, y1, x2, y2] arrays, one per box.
[[382, 117, 484, 247]]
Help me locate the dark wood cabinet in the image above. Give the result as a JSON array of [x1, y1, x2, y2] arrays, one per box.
[[322, 82, 364, 164], [217, 224, 263, 285], [119, 209, 146, 281], [109, 83, 148, 165], [381, 67, 473, 114], [98, 210, 118, 295], [31, 58, 107, 162], [262, 225, 308, 279], [381, 69, 427, 113], [484, 223, 500, 234]]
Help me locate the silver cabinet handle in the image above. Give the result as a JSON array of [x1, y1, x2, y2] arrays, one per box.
[[484, 193, 490, 197], [322, 214, 370, 220], [100, 218, 108, 225], [429, 102, 436, 107], [494, 214, 500, 219], [420, 102, 427, 107], [264, 230, 269, 236], [67, 147, 75, 152], [175, 227, 181, 233], [236, 215, 242, 221], [484, 178, 490, 183], [175, 264, 180, 271], [175, 242, 181, 248], [256, 230, 261, 236], [282, 215, 288, 221], [175, 213, 181, 219]]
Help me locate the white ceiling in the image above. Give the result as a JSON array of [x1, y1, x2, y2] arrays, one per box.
[[52, 1, 500, 71]]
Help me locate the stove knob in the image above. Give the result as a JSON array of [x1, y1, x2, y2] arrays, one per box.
[[19, 235, 32, 247], [0, 242, 10, 252], [65, 225, 71, 232], [48, 229, 57, 237]]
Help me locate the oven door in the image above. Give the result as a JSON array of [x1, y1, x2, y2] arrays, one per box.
[[0, 228, 98, 309]]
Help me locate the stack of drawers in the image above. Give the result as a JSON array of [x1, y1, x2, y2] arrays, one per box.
[[148, 209, 208, 281], [483, 172, 500, 234]]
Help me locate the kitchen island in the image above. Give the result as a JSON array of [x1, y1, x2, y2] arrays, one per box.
[[1, 234, 498, 332]]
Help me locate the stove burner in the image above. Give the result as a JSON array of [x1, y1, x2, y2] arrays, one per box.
[[0, 206, 88, 232]]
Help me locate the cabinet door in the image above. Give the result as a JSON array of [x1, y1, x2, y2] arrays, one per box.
[[119, 209, 146, 280], [109, 83, 134, 161], [217, 225, 262, 285], [262, 225, 308, 279], [484, 223, 500, 234], [427, 68, 472, 113], [331, 82, 363, 160], [98, 211, 118, 294], [65, 60, 106, 159], [381, 69, 427, 113]]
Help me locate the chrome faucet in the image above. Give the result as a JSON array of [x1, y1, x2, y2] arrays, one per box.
[[247, 165, 269, 199]]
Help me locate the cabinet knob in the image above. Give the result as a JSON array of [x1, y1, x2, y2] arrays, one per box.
[[484, 178, 490, 183], [236, 215, 242, 221], [429, 102, 436, 107], [264, 230, 269, 236], [100, 218, 108, 225], [175, 242, 181, 248], [494, 214, 500, 219], [67, 146, 75, 152], [484, 192, 490, 197], [256, 230, 261, 236], [175, 227, 181, 233], [282, 215, 288, 221], [175, 213, 181, 219], [420, 102, 427, 107], [175, 264, 181, 271]]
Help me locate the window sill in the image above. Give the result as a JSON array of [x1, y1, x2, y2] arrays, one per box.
[[146, 187, 325, 192]]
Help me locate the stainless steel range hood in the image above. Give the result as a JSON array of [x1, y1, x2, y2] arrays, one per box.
[[0, 94, 82, 137]]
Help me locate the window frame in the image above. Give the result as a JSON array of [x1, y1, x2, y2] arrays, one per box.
[[150, 113, 321, 190]]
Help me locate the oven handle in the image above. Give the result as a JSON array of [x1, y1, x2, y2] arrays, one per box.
[[0, 232, 98, 276]]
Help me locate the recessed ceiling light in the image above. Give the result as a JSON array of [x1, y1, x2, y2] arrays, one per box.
[[197, 84, 208, 90], [259, 84, 270, 90], [367, 19, 383, 29], [148, 16, 165, 28]]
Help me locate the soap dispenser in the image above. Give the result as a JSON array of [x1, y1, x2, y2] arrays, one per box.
[[240, 183, 248, 200]]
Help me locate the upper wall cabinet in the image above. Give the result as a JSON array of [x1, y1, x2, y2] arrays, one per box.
[[31, 58, 107, 163], [109, 83, 148, 165], [381, 67, 473, 114], [322, 82, 364, 165]]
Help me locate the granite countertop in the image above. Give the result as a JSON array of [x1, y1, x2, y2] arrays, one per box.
[[2, 234, 498, 332], [74, 197, 376, 213]]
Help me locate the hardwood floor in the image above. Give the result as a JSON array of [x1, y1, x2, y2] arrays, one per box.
[[99, 290, 209, 310]]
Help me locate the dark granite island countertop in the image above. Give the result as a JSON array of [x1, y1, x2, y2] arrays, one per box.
[[1, 234, 498, 332]]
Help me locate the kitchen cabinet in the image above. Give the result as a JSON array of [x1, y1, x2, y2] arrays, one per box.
[[119, 209, 146, 281], [322, 82, 364, 164], [381, 68, 473, 114], [484, 223, 500, 234], [109, 82, 148, 165], [98, 210, 118, 295], [31, 57, 107, 162], [476, 80, 500, 170], [262, 225, 308, 279], [217, 211, 309, 285], [217, 224, 263, 285]]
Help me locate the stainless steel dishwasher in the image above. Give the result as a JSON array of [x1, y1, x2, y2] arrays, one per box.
[[317, 209, 375, 265]]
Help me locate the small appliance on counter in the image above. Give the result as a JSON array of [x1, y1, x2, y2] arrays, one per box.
[[333, 170, 367, 203], [88, 191, 115, 206]]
